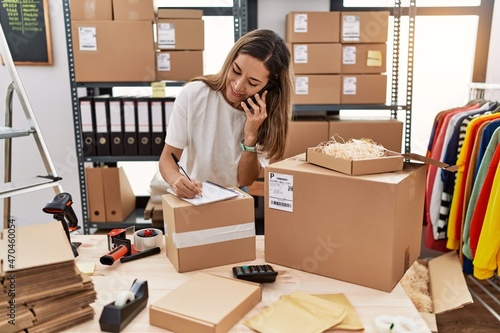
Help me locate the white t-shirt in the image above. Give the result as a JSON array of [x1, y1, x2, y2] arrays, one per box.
[[165, 81, 269, 187]]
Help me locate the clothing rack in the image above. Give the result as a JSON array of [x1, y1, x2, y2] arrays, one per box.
[[464, 82, 500, 324], [469, 82, 500, 100]]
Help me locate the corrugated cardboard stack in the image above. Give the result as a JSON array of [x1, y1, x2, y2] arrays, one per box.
[[155, 8, 205, 81], [286, 11, 342, 104], [285, 11, 389, 105], [0, 222, 96, 333], [339, 11, 389, 104]]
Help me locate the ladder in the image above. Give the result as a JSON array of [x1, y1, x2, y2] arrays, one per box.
[[0, 25, 63, 229]]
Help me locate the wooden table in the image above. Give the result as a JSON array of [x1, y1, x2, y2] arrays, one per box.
[[67, 235, 430, 333]]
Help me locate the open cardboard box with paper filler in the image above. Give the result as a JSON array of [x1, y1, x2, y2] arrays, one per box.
[[412, 252, 473, 332], [306, 147, 458, 176]]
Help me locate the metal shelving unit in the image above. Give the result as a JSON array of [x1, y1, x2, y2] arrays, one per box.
[[326, 0, 416, 154], [63, 0, 248, 234]]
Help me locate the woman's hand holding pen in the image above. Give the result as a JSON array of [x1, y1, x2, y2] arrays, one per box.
[[170, 152, 203, 198], [171, 175, 203, 199]]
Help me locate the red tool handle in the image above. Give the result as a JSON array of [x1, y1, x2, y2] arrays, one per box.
[[100, 245, 128, 265]]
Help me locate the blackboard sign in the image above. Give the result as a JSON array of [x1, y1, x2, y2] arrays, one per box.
[[0, 0, 53, 65]]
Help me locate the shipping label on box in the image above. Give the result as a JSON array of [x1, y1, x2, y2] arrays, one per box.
[[156, 19, 204, 50], [268, 172, 294, 212], [341, 11, 389, 43]]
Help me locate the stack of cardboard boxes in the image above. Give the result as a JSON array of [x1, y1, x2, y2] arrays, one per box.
[[155, 8, 205, 81], [70, 0, 156, 82], [286, 11, 342, 104], [286, 11, 389, 104], [70, 2, 204, 82]]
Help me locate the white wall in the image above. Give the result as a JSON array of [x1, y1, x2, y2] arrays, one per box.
[[1, 0, 499, 230]]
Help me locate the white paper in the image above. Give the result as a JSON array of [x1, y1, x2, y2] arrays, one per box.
[[295, 77, 309, 95], [342, 46, 356, 65], [158, 23, 176, 48], [167, 181, 241, 206], [268, 172, 293, 212], [294, 45, 308, 64], [157, 53, 171, 71], [343, 77, 357, 95], [342, 15, 360, 41], [78, 27, 97, 51], [293, 14, 308, 33]]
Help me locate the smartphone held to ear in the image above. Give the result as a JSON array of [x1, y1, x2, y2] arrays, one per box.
[[244, 83, 274, 110]]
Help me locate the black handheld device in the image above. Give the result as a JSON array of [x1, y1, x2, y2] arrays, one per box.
[[244, 83, 274, 110]]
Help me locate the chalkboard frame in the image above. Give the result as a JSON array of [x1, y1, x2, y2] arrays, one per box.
[[0, 0, 53, 66]]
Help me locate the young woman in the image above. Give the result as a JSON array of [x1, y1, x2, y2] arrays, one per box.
[[158, 29, 293, 198]]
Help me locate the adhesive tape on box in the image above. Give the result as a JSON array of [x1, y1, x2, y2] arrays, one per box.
[[374, 315, 417, 333], [133, 228, 163, 252]]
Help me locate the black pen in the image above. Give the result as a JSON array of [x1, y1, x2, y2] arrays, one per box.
[[171, 153, 202, 196]]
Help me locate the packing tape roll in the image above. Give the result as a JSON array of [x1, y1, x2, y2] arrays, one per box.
[[133, 228, 163, 252], [114, 290, 135, 308], [374, 315, 417, 333]]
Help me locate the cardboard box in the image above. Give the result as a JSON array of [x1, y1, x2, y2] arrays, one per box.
[[341, 43, 387, 74], [294, 75, 341, 104], [157, 8, 203, 19], [418, 252, 473, 332], [150, 273, 261, 333], [284, 118, 330, 159], [71, 20, 155, 82], [101, 167, 136, 222], [291, 43, 341, 74], [328, 118, 403, 152], [156, 19, 204, 50], [162, 189, 256, 272], [85, 167, 106, 222], [112, 0, 155, 21], [341, 11, 389, 43], [286, 11, 340, 43], [341, 74, 387, 104], [264, 158, 426, 292], [306, 148, 404, 175], [70, 0, 112, 21], [155, 50, 203, 81]]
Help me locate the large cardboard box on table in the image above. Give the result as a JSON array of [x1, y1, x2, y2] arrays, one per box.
[[71, 20, 155, 82], [264, 157, 426, 292], [162, 189, 256, 272], [150, 273, 261, 333], [286, 11, 340, 43]]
